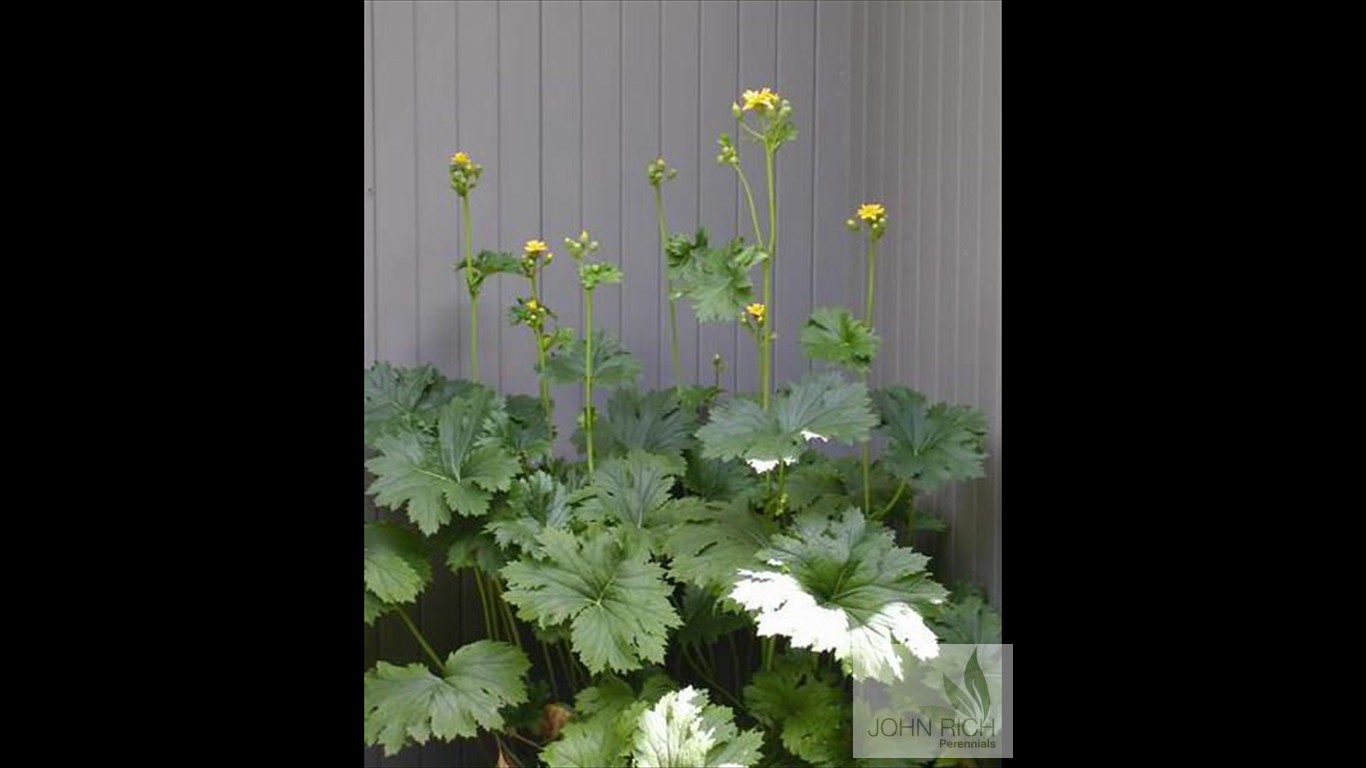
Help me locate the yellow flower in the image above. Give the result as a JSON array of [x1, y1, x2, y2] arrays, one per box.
[[741, 87, 779, 112], [526, 299, 540, 311], [451, 151, 471, 167], [856, 203, 886, 222], [524, 240, 549, 255], [746, 303, 767, 322]]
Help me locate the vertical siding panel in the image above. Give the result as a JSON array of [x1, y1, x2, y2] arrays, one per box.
[[848, 1, 865, 320], [956, 0, 985, 595], [697, 0, 738, 391], [365, 1, 377, 368], [775, 0, 816, 388], [863, 0, 883, 384], [981, 0, 1002, 609], [416, 1, 460, 377], [581, 0, 623, 409], [736, 0, 776, 396], [542, 0, 584, 453], [374, 0, 419, 368], [812, 0, 852, 341], [413, 7, 462, 766], [878, 0, 902, 393], [661, 0, 701, 386], [897, 2, 921, 389], [621, 1, 662, 391], [498, 0, 543, 398], [457, 1, 501, 387]]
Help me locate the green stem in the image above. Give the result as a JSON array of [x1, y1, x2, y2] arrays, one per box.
[[861, 235, 877, 516], [461, 195, 479, 382], [761, 636, 775, 672], [726, 632, 741, 690], [761, 146, 779, 411], [776, 458, 787, 515], [880, 479, 907, 518], [528, 275, 552, 419], [492, 578, 524, 652], [395, 605, 445, 674], [584, 288, 595, 475], [683, 644, 747, 713], [539, 637, 561, 701], [472, 567, 497, 641], [735, 167, 765, 248], [654, 186, 683, 391], [504, 730, 544, 752]]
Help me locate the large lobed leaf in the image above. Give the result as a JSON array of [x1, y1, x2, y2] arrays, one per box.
[[744, 653, 847, 766], [363, 640, 530, 756], [541, 330, 643, 389], [697, 373, 877, 471], [799, 307, 881, 373], [484, 470, 573, 555], [364, 362, 475, 444], [365, 387, 521, 534], [501, 527, 681, 675], [364, 521, 433, 607], [576, 388, 697, 461], [872, 387, 987, 493], [542, 675, 675, 768], [632, 686, 764, 768], [660, 498, 777, 593], [731, 509, 948, 683], [671, 236, 767, 323]]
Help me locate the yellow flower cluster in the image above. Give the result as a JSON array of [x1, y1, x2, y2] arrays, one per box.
[[524, 240, 550, 258], [856, 203, 886, 222], [741, 87, 780, 113], [746, 303, 767, 323], [450, 151, 471, 168]]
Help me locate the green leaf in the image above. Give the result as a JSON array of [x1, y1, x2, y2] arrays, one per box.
[[363, 640, 530, 756], [632, 686, 764, 768], [444, 515, 507, 574], [872, 387, 987, 493], [543, 716, 633, 768], [665, 227, 709, 271], [579, 261, 625, 290], [681, 449, 751, 501], [502, 527, 682, 675], [576, 450, 686, 537], [659, 498, 777, 593], [799, 307, 881, 373], [481, 394, 553, 464], [577, 388, 697, 461], [364, 363, 475, 444], [455, 250, 520, 294], [542, 330, 643, 389], [672, 237, 767, 322], [744, 653, 846, 766], [697, 373, 877, 469], [731, 509, 948, 683], [485, 470, 572, 555], [366, 388, 520, 534], [364, 590, 391, 625], [927, 586, 1001, 645], [364, 522, 433, 605], [676, 584, 749, 647]]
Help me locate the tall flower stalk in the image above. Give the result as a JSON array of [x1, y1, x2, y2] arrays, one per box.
[[648, 158, 683, 391], [565, 231, 619, 475], [721, 88, 796, 410], [513, 239, 555, 418], [849, 203, 887, 515], [449, 151, 485, 381]]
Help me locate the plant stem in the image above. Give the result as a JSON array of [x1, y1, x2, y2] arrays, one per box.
[[683, 644, 746, 714], [861, 235, 878, 516], [462, 195, 479, 382], [880, 479, 907, 518], [736, 167, 766, 248], [654, 186, 683, 391], [584, 288, 595, 475], [504, 730, 544, 752], [539, 638, 561, 701], [528, 275, 552, 419], [726, 632, 741, 690], [761, 636, 775, 672], [394, 605, 445, 674], [759, 144, 781, 407], [492, 578, 525, 652], [473, 567, 497, 641]]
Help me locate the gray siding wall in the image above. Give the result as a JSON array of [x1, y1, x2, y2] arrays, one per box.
[[364, 2, 1000, 764]]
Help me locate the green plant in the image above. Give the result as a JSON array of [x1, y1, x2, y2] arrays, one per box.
[[365, 88, 997, 767]]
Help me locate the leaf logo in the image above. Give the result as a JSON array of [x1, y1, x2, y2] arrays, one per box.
[[941, 649, 992, 723]]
